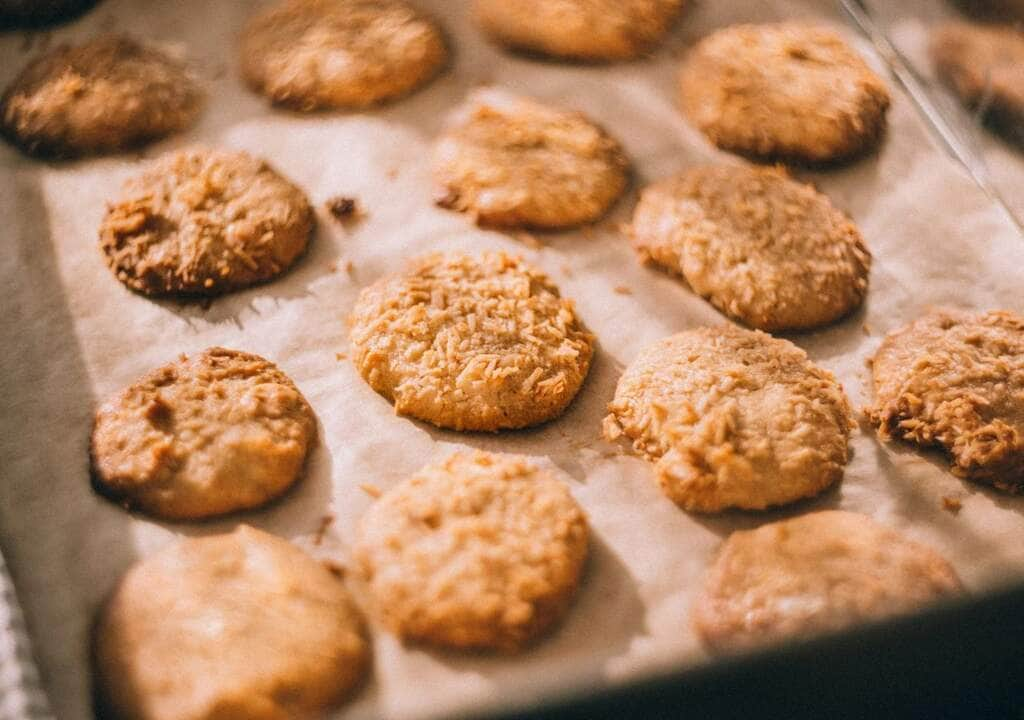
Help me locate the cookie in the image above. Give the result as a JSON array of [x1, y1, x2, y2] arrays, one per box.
[[604, 326, 854, 512], [931, 21, 1024, 139], [628, 164, 871, 331], [0, 0, 97, 27], [90, 347, 317, 520], [240, 0, 447, 111], [99, 147, 314, 297], [433, 89, 629, 228], [473, 0, 684, 62], [354, 451, 588, 651], [0, 36, 201, 158], [349, 251, 595, 431], [691, 511, 963, 654], [867, 309, 1024, 494], [94, 526, 368, 720], [678, 22, 891, 164]]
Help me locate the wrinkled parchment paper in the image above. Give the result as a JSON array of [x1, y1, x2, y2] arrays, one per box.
[[2, 1, 1024, 718]]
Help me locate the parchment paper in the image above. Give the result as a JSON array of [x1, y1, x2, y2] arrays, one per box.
[[2, 1, 1024, 719]]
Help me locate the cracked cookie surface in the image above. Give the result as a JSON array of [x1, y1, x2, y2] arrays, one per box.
[[473, 0, 684, 61], [91, 348, 317, 520], [240, 0, 447, 110], [678, 22, 890, 164], [354, 451, 589, 652], [433, 89, 629, 229], [629, 164, 870, 331], [868, 309, 1024, 493], [604, 325, 854, 512], [99, 147, 313, 297], [349, 251, 595, 431], [1, 35, 201, 158]]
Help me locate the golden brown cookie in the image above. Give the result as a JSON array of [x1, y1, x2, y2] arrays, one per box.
[[94, 526, 368, 720], [90, 348, 317, 520], [0, 0, 97, 27], [678, 22, 891, 164], [691, 511, 963, 654], [99, 147, 313, 297], [433, 89, 630, 228], [240, 0, 447, 111], [350, 251, 595, 431], [0, 36, 201, 158], [353, 451, 589, 652], [867, 309, 1024, 494], [473, 0, 684, 61], [604, 326, 854, 512], [931, 21, 1024, 137], [629, 164, 870, 331]]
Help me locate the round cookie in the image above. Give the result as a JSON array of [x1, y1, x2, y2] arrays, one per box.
[[0, 0, 97, 27], [433, 89, 630, 228], [240, 0, 447, 111], [603, 325, 854, 512], [629, 164, 870, 331], [349, 251, 595, 431], [690, 511, 963, 654], [353, 451, 589, 651], [931, 21, 1024, 137], [0, 36, 201, 158], [473, 0, 684, 62], [867, 309, 1024, 494], [91, 347, 317, 520], [678, 22, 891, 164], [99, 147, 313, 297], [94, 526, 368, 720]]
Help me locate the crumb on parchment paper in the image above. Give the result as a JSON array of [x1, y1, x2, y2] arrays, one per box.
[[942, 496, 963, 514], [326, 196, 363, 221], [360, 483, 383, 498], [613, 285, 632, 295], [313, 514, 335, 545]]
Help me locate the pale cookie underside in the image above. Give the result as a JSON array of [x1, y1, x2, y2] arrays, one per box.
[[691, 511, 963, 653], [604, 325, 853, 511], [354, 451, 589, 651], [99, 147, 314, 297], [349, 251, 595, 431], [94, 526, 368, 720], [240, 0, 448, 110], [868, 309, 1024, 493], [90, 347, 317, 520], [678, 22, 891, 164], [629, 164, 870, 331]]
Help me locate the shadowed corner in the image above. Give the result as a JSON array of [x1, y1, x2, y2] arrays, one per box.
[[0, 162, 137, 718]]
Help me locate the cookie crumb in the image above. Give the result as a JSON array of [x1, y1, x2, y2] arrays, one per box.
[[942, 496, 963, 514], [344, 260, 355, 274], [323, 560, 346, 579], [862, 322, 873, 335], [386, 167, 399, 180], [360, 482, 382, 498], [335, 352, 347, 361], [613, 285, 632, 295], [326, 196, 362, 221], [515, 232, 542, 249], [313, 514, 335, 546]]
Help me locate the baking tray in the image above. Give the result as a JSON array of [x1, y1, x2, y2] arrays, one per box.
[[1, 0, 1024, 718]]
